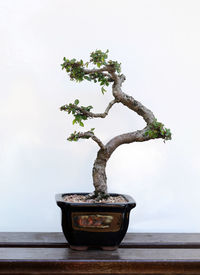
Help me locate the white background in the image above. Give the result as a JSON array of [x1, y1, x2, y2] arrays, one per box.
[[1, 0, 200, 232]]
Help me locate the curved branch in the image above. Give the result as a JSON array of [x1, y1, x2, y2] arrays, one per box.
[[118, 91, 155, 124], [100, 74, 162, 157], [68, 99, 118, 119], [84, 66, 110, 74], [91, 135, 105, 150], [83, 65, 118, 82], [84, 65, 115, 75], [112, 75, 155, 124], [68, 131, 105, 150], [105, 127, 149, 156]]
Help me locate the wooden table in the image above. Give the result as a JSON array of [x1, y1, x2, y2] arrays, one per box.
[[1, 232, 200, 274]]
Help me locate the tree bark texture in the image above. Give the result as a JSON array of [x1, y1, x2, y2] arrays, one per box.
[[92, 149, 108, 195]]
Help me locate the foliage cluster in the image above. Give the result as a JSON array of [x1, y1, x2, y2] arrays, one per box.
[[145, 120, 172, 142], [61, 50, 121, 94], [61, 50, 172, 145], [60, 99, 93, 127]]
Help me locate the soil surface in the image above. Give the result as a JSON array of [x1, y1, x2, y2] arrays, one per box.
[[63, 194, 127, 203]]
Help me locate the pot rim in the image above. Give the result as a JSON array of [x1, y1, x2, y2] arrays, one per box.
[[55, 192, 136, 208]]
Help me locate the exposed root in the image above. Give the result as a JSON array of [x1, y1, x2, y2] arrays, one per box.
[[86, 191, 110, 201]]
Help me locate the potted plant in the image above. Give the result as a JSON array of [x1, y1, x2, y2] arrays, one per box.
[[56, 50, 171, 250]]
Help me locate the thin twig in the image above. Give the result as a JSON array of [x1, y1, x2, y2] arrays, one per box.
[[69, 99, 118, 119], [77, 131, 105, 150]]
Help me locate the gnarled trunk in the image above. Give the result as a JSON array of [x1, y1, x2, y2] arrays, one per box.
[[92, 149, 108, 196]]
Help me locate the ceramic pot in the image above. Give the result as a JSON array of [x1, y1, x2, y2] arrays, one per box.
[[56, 193, 136, 250]]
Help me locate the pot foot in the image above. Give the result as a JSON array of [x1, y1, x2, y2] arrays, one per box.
[[70, 245, 88, 251], [101, 246, 118, 251]]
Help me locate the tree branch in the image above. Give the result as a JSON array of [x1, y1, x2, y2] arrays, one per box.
[[83, 66, 109, 74], [112, 80, 155, 125], [83, 65, 117, 82], [68, 131, 105, 150], [101, 74, 164, 156], [120, 91, 156, 124], [91, 135, 105, 150], [83, 65, 115, 75], [67, 99, 118, 119], [106, 127, 152, 157]]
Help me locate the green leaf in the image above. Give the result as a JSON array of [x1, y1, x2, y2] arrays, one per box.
[[74, 99, 79, 105], [79, 121, 84, 127], [87, 105, 93, 111], [84, 76, 91, 81], [101, 87, 106, 94], [72, 119, 76, 125]]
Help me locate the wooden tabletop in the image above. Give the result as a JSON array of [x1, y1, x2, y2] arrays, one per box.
[[1, 232, 200, 274]]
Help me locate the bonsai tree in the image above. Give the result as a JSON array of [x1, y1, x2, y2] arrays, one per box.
[[60, 50, 171, 200]]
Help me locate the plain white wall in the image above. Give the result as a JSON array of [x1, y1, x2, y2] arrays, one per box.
[[1, 0, 200, 232]]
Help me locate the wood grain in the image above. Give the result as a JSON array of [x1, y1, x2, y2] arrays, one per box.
[[1, 232, 200, 248], [1, 233, 200, 274]]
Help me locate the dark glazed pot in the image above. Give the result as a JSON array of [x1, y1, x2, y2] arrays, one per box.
[[55, 193, 136, 250]]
